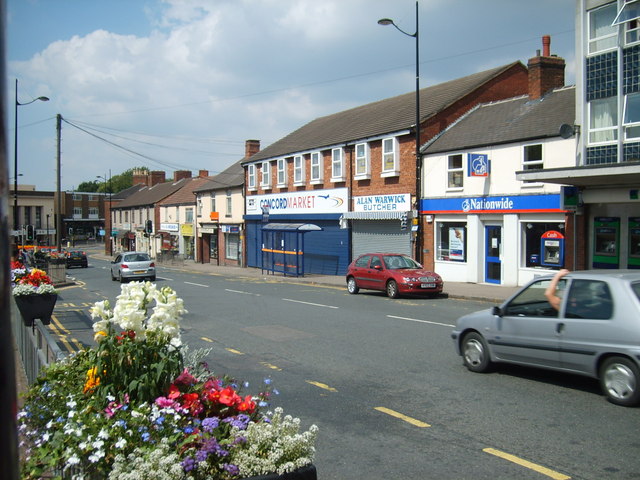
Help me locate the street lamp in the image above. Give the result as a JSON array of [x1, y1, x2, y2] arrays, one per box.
[[13, 79, 49, 237], [97, 172, 112, 255], [378, 1, 422, 262]]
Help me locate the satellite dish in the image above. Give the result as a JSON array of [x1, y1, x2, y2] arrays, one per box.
[[559, 123, 576, 139]]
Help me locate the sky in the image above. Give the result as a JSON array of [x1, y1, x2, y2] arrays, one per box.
[[6, 0, 576, 192]]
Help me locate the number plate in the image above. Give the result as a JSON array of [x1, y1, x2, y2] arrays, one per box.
[[421, 283, 436, 288], [134, 270, 145, 274]]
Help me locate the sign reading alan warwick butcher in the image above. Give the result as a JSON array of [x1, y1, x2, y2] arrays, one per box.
[[246, 188, 349, 215]]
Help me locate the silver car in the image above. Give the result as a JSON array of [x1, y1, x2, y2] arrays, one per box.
[[452, 270, 640, 407], [110, 251, 156, 283]]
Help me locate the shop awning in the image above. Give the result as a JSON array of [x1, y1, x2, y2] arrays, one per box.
[[262, 223, 323, 231], [340, 211, 407, 220], [516, 162, 640, 187]]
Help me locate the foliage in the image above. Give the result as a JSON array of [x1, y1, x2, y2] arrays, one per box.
[[76, 167, 150, 193], [18, 282, 317, 479]]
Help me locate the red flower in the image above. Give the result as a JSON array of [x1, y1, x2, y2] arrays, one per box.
[[238, 395, 256, 413], [218, 386, 241, 407]]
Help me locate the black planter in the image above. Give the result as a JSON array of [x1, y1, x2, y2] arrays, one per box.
[[243, 464, 317, 480], [14, 293, 58, 326]]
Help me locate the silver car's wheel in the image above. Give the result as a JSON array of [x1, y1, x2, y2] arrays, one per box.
[[600, 357, 640, 407], [347, 277, 359, 294], [386, 280, 399, 298], [462, 332, 492, 373]]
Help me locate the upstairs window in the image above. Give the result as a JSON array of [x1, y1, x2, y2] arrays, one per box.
[[277, 158, 287, 187], [211, 193, 216, 213], [522, 144, 543, 184], [293, 155, 305, 185], [624, 92, 640, 139], [226, 190, 232, 216], [589, 3, 617, 54], [381, 137, 399, 176], [331, 148, 345, 182], [589, 97, 618, 144], [310, 152, 323, 184], [247, 164, 256, 190], [260, 161, 271, 189], [185, 207, 194, 223], [447, 154, 464, 189], [354, 142, 370, 179]]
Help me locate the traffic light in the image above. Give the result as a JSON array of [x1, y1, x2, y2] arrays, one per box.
[[145, 220, 153, 234], [26, 225, 34, 241]]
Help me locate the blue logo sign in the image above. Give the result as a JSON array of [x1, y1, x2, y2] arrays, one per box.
[[469, 153, 489, 177]]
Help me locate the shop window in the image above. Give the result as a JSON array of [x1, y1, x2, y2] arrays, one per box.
[[436, 222, 467, 262], [310, 151, 323, 184], [589, 97, 618, 144], [225, 232, 240, 260], [355, 142, 370, 179], [522, 222, 565, 268], [293, 155, 305, 185], [447, 154, 464, 189], [589, 3, 617, 54], [247, 164, 256, 190]]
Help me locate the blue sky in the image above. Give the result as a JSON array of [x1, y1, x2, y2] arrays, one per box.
[[7, 0, 576, 191]]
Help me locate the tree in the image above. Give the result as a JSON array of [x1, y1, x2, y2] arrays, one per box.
[[76, 167, 150, 194]]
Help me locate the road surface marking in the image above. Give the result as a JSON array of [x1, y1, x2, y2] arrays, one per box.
[[226, 348, 245, 355], [283, 298, 339, 309], [184, 281, 209, 287], [225, 289, 261, 296], [260, 362, 283, 371], [387, 315, 455, 328], [306, 380, 338, 392], [201, 337, 215, 343], [483, 448, 571, 480], [374, 407, 431, 428]]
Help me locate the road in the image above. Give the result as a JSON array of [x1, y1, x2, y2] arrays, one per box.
[[50, 257, 640, 480]]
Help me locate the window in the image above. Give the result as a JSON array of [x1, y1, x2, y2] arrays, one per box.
[[175, 206, 180, 223], [124, 211, 129, 223], [311, 152, 323, 183], [522, 144, 543, 184], [565, 280, 613, 319], [447, 154, 464, 189], [247, 164, 256, 190], [382, 138, 399, 176], [211, 193, 216, 213], [277, 158, 287, 187], [503, 278, 560, 318], [522, 222, 565, 268], [589, 97, 618, 144], [436, 222, 467, 262], [197, 196, 202, 216], [89, 207, 99, 217], [226, 191, 232, 216], [73, 193, 81, 200], [624, 92, 640, 139], [225, 232, 240, 260], [355, 255, 372, 267], [185, 208, 194, 223], [589, 3, 617, 54], [355, 143, 370, 179], [73, 207, 82, 218], [626, 18, 640, 44], [331, 148, 344, 182], [293, 155, 305, 185], [260, 161, 271, 188]]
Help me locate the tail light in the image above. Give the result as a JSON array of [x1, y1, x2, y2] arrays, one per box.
[[150, 262, 155, 267], [121, 263, 129, 269]]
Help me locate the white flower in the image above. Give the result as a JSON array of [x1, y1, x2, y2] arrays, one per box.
[[115, 438, 127, 449]]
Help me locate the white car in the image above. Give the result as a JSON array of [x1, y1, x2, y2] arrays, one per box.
[[110, 252, 156, 283]]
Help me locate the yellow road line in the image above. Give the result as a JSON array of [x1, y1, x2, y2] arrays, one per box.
[[374, 407, 430, 428], [483, 448, 571, 480], [306, 380, 337, 392], [201, 337, 215, 343], [260, 362, 283, 371], [226, 348, 245, 355]]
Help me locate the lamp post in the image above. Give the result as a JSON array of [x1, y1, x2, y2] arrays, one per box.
[[13, 79, 49, 238], [97, 171, 112, 255], [46, 214, 50, 246], [378, 1, 422, 262]]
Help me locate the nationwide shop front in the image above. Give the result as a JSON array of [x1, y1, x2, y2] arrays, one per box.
[[420, 193, 570, 287]]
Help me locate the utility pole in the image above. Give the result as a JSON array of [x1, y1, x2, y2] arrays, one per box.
[[56, 114, 62, 252]]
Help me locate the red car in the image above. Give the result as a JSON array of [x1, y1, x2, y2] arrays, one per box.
[[346, 253, 443, 298]]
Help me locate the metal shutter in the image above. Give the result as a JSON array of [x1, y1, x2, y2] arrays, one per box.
[[352, 220, 411, 258]]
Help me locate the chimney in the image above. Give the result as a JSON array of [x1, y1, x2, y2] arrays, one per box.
[[149, 171, 166, 186], [245, 139, 260, 159], [527, 35, 565, 100], [132, 169, 148, 186], [174, 170, 192, 182], [198, 169, 209, 177]]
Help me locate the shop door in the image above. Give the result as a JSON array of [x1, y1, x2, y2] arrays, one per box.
[[485, 225, 502, 284]]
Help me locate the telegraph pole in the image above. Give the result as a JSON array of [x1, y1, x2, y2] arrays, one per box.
[[56, 114, 62, 252]]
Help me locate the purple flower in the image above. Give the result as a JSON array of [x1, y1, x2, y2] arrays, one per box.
[[181, 457, 196, 472], [224, 463, 240, 475], [202, 417, 220, 432]]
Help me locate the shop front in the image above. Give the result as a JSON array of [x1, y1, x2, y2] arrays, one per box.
[[340, 193, 413, 259], [421, 193, 569, 287], [197, 223, 218, 264], [244, 188, 350, 275], [181, 223, 195, 260]]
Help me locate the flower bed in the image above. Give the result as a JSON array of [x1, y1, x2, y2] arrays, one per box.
[[18, 282, 318, 479]]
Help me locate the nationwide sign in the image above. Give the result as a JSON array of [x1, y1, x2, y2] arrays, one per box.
[[246, 188, 348, 215], [419, 194, 564, 214]]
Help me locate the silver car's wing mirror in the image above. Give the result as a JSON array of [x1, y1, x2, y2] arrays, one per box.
[[491, 306, 503, 317]]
